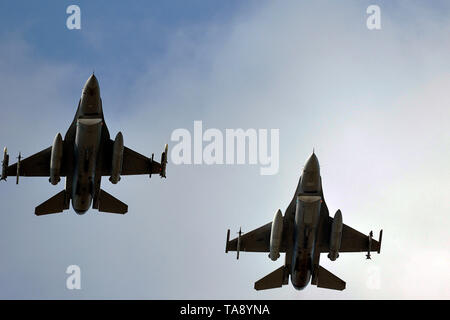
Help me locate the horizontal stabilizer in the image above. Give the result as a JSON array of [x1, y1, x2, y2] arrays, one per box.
[[97, 189, 128, 214], [316, 265, 346, 291], [254, 266, 288, 290], [35, 190, 68, 216]]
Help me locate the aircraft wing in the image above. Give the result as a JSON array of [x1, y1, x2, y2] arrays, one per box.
[[226, 222, 288, 253], [318, 216, 382, 253], [101, 141, 167, 177], [6, 147, 53, 177], [121, 146, 163, 176]]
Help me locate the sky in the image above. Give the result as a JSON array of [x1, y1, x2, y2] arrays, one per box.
[[0, 1, 448, 299]]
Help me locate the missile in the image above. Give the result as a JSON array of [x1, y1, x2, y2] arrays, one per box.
[[366, 231, 373, 259], [160, 144, 168, 178], [149, 153, 155, 178], [237, 227, 242, 260], [377, 229, 383, 254], [16, 152, 21, 185], [1, 147, 9, 181], [225, 229, 230, 253]]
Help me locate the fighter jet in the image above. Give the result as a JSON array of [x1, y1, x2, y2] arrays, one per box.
[[225, 153, 382, 291], [1, 74, 168, 215]]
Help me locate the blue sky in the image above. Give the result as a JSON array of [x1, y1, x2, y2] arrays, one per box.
[[0, 1, 448, 299], [0, 1, 249, 85]]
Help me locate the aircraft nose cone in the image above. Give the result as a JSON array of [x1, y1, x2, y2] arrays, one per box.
[[304, 152, 319, 172], [82, 74, 100, 97], [85, 74, 99, 89]]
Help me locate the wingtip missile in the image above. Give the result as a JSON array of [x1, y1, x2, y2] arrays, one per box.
[[16, 152, 21, 185], [160, 144, 168, 178], [1, 147, 9, 181], [225, 229, 230, 253], [377, 229, 383, 254], [237, 227, 242, 260]]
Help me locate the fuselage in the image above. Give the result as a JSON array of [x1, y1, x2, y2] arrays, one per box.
[[288, 153, 323, 290], [67, 74, 106, 214]]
